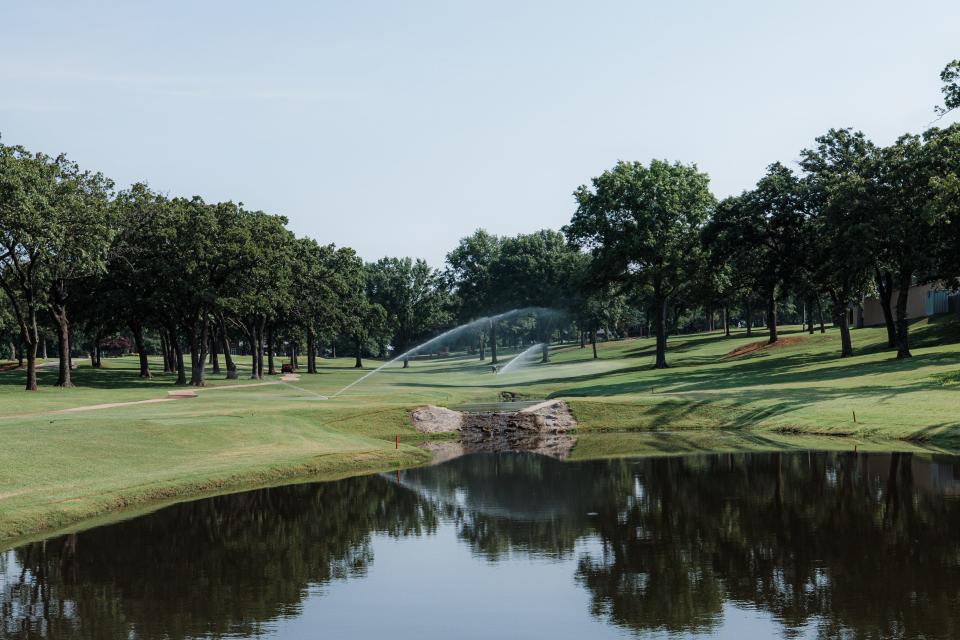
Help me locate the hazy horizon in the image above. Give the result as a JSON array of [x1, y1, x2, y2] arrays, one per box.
[[3, 1, 958, 266]]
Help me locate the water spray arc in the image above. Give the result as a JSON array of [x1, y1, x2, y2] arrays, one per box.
[[496, 342, 546, 376], [330, 307, 560, 398]]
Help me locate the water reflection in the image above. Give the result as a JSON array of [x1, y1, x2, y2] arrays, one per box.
[[3, 451, 960, 639]]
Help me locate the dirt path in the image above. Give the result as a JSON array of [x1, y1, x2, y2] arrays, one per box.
[[48, 373, 303, 415]]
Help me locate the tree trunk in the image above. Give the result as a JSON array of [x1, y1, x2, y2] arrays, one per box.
[[579, 330, 586, 348], [172, 333, 186, 385], [894, 271, 912, 359], [209, 324, 221, 374], [807, 297, 815, 334], [267, 324, 276, 375], [307, 325, 317, 374], [197, 320, 209, 386], [188, 329, 200, 385], [248, 320, 261, 379], [131, 322, 151, 378], [875, 268, 896, 348], [489, 321, 498, 364], [218, 315, 237, 378], [478, 333, 485, 361], [166, 329, 177, 373], [817, 298, 826, 334], [190, 317, 209, 387], [256, 319, 265, 379], [48, 279, 74, 387], [354, 336, 363, 368], [838, 312, 853, 357], [723, 307, 730, 337], [403, 355, 409, 368], [745, 300, 753, 337], [52, 306, 73, 387], [160, 332, 171, 373], [41, 338, 47, 360], [24, 340, 37, 391], [653, 293, 668, 369], [766, 292, 778, 344], [591, 327, 598, 359], [830, 292, 853, 358]]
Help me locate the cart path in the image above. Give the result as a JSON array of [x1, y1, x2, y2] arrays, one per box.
[[47, 373, 302, 415]]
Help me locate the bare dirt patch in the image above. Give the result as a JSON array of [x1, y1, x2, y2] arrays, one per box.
[[725, 336, 803, 360]]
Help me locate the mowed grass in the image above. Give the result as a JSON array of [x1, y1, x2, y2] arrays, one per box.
[[2, 316, 960, 545]]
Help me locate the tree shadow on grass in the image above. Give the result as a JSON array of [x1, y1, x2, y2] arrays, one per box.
[[392, 347, 958, 404], [546, 350, 957, 400], [561, 382, 960, 436], [0, 363, 178, 390]]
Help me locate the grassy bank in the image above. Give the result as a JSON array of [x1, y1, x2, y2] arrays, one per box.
[[2, 316, 960, 545]]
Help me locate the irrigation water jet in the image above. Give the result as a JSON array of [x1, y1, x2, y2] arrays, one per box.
[[330, 307, 562, 398], [277, 379, 328, 400], [496, 342, 546, 376]]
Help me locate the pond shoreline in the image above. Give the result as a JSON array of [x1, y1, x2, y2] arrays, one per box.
[[2, 423, 955, 551], [0, 445, 429, 551]]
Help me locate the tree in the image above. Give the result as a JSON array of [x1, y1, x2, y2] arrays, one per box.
[[46, 159, 114, 386], [872, 131, 946, 358], [108, 184, 170, 379], [799, 129, 877, 357], [492, 229, 582, 362], [445, 229, 504, 362], [567, 160, 714, 368], [221, 210, 295, 380], [343, 295, 387, 369], [745, 164, 805, 344], [704, 197, 762, 337], [0, 145, 110, 390], [365, 257, 451, 365], [928, 124, 960, 285], [935, 59, 960, 118]]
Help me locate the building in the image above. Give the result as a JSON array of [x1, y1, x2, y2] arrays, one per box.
[[851, 283, 955, 328]]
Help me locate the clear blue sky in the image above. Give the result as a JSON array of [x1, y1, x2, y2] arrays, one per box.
[[3, 1, 957, 266]]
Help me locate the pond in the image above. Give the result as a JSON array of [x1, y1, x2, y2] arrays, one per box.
[[3, 450, 960, 639]]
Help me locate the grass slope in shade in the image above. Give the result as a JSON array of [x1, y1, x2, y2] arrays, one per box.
[[2, 316, 960, 545]]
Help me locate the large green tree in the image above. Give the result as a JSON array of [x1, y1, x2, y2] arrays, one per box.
[[445, 229, 504, 362], [566, 160, 715, 368], [493, 229, 584, 362], [43, 157, 114, 387], [935, 59, 960, 117], [799, 129, 878, 357], [0, 145, 113, 390], [871, 130, 950, 359], [365, 257, 450, 364]]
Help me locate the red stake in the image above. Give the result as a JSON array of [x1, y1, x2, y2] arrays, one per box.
[[395, 434, 399, 449]]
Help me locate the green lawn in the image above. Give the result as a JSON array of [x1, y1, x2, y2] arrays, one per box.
[[2, 316, 960, 546]]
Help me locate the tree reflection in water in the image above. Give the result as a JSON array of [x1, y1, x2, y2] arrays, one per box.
[[2, 451, 960, 639], [1, 476, 435, 639]]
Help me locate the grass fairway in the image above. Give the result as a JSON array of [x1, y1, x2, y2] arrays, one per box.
[[2, 316, 960, 545]]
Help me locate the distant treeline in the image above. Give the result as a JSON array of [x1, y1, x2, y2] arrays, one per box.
[[2, 60, 959, 389]]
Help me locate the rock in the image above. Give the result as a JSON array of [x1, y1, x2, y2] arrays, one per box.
[[412, 399, 577, 460], [520, 400, 577, 431], [411, 405, 463, 433]]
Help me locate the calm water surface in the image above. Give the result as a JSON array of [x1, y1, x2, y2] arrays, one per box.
[[3, 451, 960, 639]]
